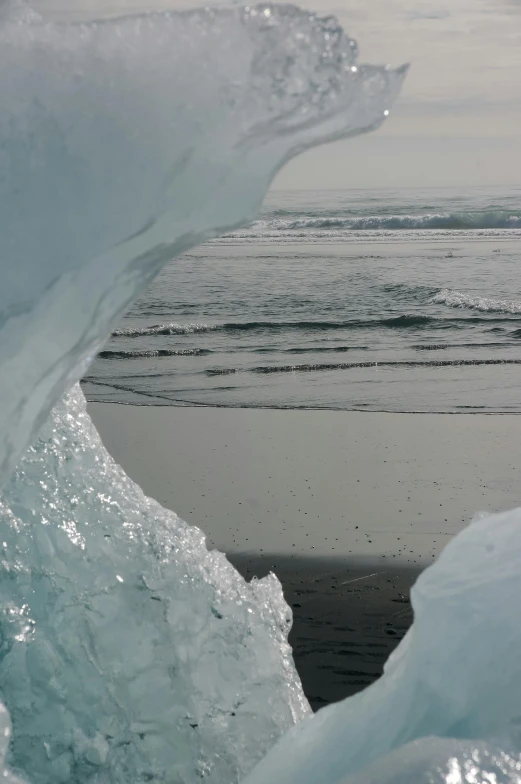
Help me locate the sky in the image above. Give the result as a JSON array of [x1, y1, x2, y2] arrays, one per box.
[[32, 0, 521, 189], [273, 0, 521, 189]]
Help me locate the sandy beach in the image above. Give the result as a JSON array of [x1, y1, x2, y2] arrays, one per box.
[[87, 403, 521, 707], [88, 403, 521, 565]]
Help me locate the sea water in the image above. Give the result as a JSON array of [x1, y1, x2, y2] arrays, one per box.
[[84, 185, 521, 413]]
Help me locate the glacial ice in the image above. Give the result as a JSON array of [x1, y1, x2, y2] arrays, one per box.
[[340, 732, 521, 784], [0, 2, 404, 483], [0, 384, 310, 782]]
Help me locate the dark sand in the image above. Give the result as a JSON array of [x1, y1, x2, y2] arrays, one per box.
[[230, 555, 417, 710]]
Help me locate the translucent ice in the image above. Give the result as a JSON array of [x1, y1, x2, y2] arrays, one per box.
[[0, 384, 309, 783], [339, 731, 521, 784], [245, 506, 521, 784], [0, 4, 404, 483]]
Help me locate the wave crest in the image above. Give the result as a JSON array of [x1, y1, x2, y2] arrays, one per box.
[[112, 323, 218, 336], [433, 289, 521, 315], [112, 313, 518, 339], [222, 211, 521, 236]]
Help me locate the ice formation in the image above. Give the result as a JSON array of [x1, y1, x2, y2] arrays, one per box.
[[0, 2, 406, 783], [0, 3, 404, 483], [0, 384, 310, 782], [340, 731, 521, 784]]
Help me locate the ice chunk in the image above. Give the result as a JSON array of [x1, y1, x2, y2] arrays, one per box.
[[340, 730, 521, 784], [0, 384, 309, 783], [244, 506, 521, 784], [0, 5, 405, 483]]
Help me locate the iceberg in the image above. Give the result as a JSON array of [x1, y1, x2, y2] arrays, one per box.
[[0, 384, 309, 783], [0, 2, 406, 782]]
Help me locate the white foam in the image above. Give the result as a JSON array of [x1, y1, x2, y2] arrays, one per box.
[[433, 288, 521, 314]]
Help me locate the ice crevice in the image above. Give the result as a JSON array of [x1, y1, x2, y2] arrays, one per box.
[[2, 3, 518, 784]]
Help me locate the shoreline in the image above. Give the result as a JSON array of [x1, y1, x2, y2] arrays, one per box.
[[84, 379, 521, 415], [84, 390, 521, 415]]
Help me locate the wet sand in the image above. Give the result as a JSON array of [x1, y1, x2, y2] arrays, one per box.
[[88, 403, 521, 566], [229, 554, 417, 710]]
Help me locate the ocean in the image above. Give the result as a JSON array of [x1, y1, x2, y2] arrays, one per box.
[[83, 185, 521, 413]]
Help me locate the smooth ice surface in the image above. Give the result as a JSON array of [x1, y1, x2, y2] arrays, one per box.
[[0, 2, 404, 484], [244, 506, 521, 784], [340, 731, 521, 784], [0, 384, 310, 783]]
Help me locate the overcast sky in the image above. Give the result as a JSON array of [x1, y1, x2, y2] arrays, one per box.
[[273, 0, 521, 189], [33, 0, 521, 190]]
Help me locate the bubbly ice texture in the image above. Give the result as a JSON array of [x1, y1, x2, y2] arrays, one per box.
[[244, 506, 521, 784], [0, 384, 309, 783], [0, 2, 405, 484]]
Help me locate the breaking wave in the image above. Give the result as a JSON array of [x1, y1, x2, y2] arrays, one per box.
[[433, 289, 521, 314], [223, 210, 521, 236], [113, 323, 219, 336]]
